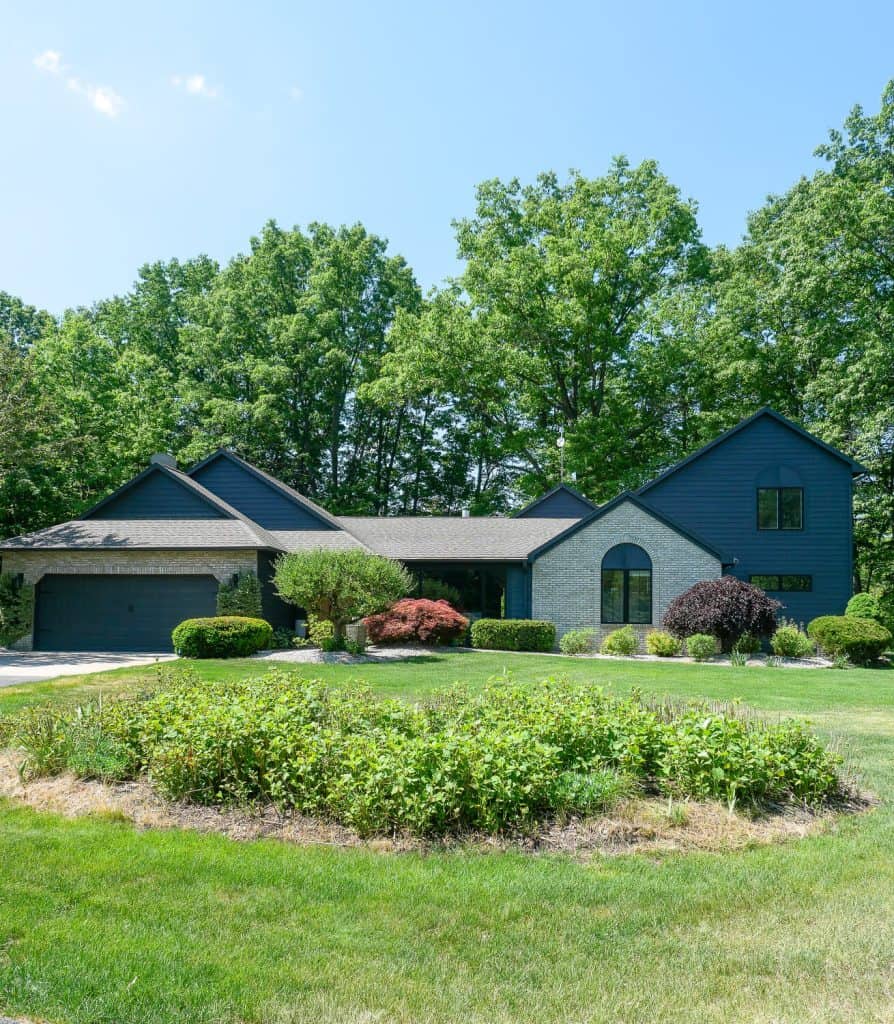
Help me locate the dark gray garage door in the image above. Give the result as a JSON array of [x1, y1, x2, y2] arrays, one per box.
[[34, 574, 218, 652]]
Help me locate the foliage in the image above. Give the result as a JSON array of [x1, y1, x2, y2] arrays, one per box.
[[645, 630, 681, 657], [600, 627, 639, 657], [12, 671, 844, 836], [470, 619, 556, 652], [732, 633, 761, 655], [663, 577, 781, 651], [807, 615, 892, 665], [0, 572, 34, 648], [686, 634, 717, 661], [307, 616, 337, 651], [364, 599, 469, 646], [846, 593, 882, 622], [274, 549, 412, 637], [418, 577, 463, 608], [558, 628, 597, 655], [216, 571, 263, 618], [171, 617, 273, 658], [771, 622, 814, 659]]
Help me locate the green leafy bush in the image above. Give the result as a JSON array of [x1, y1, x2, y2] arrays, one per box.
[[732, 633, 761, 655], [600, 626, 638, 656], [470, 619, 555, 652], [686, 634, 717, 661], [419, 577, 463, 608], [559, 628, 596, 655], [646, 630, 681, 657], [171, 616, 273, 658], [845, 592, 882, 622], [771, 623, 814, 659], [216, 571, 263, 618], [308, 616, 337, 651], [0, 572, 34, 648], [808, 615, 892, 665], [12, 670, 845, 834]]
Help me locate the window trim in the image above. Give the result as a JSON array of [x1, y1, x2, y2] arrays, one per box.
[[749, 574, 813, 593], [756, 487, 804, 531], [601, 567, 652, 624]]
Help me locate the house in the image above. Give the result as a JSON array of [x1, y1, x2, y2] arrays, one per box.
[[0, 408, 865, 652]]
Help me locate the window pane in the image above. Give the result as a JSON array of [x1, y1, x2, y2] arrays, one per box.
[[601, 569, 624, 623], [781, 574, 812, 592], [627, 570, 652, 624], [750, 574, 780, 591], [781, 488, 803, 529], [757, 488, 778, 529]]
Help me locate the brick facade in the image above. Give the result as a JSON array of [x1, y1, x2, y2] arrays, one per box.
[[3, 549, 257, 650], [531, 500, 721, 648]]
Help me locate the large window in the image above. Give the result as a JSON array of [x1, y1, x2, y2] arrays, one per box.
[[749, 574, 812, 592], [757, 487, 803, 530], [601, 544, 652, 624]]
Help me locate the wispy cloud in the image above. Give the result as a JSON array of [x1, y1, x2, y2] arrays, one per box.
[[33, 49, 125, 118], [171, 73, 220, 99], [289, 85, 304, 102]]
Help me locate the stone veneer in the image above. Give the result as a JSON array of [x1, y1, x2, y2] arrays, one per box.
[[531, 500, 722, 648], [3, 549, 258, 650]]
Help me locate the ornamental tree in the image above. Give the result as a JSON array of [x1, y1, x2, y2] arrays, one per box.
[[364, 598, 469, 646], [274, 548, 412, 638], [662, 576, 781, 652]]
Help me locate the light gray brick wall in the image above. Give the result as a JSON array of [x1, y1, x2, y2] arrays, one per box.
[[3, 549, 257, 650], [531, 500, 721, 648]]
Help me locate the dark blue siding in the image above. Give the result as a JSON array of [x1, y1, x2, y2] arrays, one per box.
[[192, 458, 335, 530], [642, 415, 854, 623], [505, 566, 531, 618], [517, 488, 594, 519], [257, 551, 297, 629], [87, 470, 225, 519]]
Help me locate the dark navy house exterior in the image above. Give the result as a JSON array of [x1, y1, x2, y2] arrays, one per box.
[[1, 408, 865, 651]]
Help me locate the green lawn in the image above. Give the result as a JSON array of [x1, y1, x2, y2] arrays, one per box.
[[1, 651, 893, 1023]]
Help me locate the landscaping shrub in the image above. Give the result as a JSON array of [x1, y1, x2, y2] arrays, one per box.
[[645, 630, 681, 657], [0, 572, 34, 648], [308, 616, 337, 651], [600, 626, 638, 656], [13, 670, 846, 834], [216, 571, 263, 618], [771, 621, 814, 659], [663, 576, 780, 651], [470, 619, 555, 652], [171, 616, 273, 658], [686, 634, 717, 661], [732, 633, 761, 655], [845, 592, 882, 622], [419, 578, 463, 608], [364, 599, 469, 645], [807, 615, 892, 665], [559, 628, 597, 655]]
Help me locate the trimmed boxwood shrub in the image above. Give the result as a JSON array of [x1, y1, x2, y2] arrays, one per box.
[[771, 623, 813, 659], [845, 592, 882, 622], [364, 599, 469, 645], [172, 616, 273, 658], [807, 615, 892, 665], [600, 626, 638, 656], [470, 618, 556, 652], [663, 576, 781, 651], [646, 630, 681, 657]]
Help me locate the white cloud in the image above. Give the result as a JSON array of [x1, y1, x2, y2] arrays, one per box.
[[34, 50, 125, 118], [289, 85, 304, 102], [171, 73, 220, 99]]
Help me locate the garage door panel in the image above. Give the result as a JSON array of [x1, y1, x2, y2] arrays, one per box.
[[34, 574, 218, 652]]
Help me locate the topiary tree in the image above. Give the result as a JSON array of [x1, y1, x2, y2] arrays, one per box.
[[274, 548, 412, 639], [662, 576, 781, 652], [845, 592, 882, 622]]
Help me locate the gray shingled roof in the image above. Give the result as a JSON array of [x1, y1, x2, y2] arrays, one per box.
[[0, 519, 273, 550], [338, 516, 572, 561], [269, 530, 367, 553]]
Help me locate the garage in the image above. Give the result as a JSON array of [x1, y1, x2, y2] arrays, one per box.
[[33, 574, 218, 652]]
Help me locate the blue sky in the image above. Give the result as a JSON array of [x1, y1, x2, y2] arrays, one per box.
[[2, 0, 894, 313]]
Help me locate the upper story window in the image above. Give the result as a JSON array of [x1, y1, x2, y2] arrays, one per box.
[[757, 487, 803, 530], [601, 543, 652, 624]]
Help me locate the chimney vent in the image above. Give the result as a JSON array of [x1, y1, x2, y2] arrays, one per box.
[[150, 453, 177, 469]]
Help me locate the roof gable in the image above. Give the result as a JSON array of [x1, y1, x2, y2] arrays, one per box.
[[187, 450, 343, 531], [638, 408, 867, 497], [82, 464, 234, 520], [514, 484, 597, 519], [527, 491, 731, 564]]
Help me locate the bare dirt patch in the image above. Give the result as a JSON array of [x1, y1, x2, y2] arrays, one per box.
[[0, 750, 866, 859]]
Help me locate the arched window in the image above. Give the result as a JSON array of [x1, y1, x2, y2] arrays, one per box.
[[601, 544, 652, 624]]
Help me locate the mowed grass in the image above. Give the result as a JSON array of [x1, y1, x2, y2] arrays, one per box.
[[0, 651, 893, 1023]]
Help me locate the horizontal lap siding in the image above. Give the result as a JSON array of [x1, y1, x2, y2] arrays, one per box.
[[642, 417, 854, 622], [87, 470, 225, 519]]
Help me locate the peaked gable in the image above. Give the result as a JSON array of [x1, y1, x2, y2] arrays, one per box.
[[188, 450, 341, 531], [83, 465, 231, 520], [514, 484, 597, 519]]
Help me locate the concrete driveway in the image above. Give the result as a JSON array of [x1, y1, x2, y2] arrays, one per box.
[[0, 651, 177, 687]]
